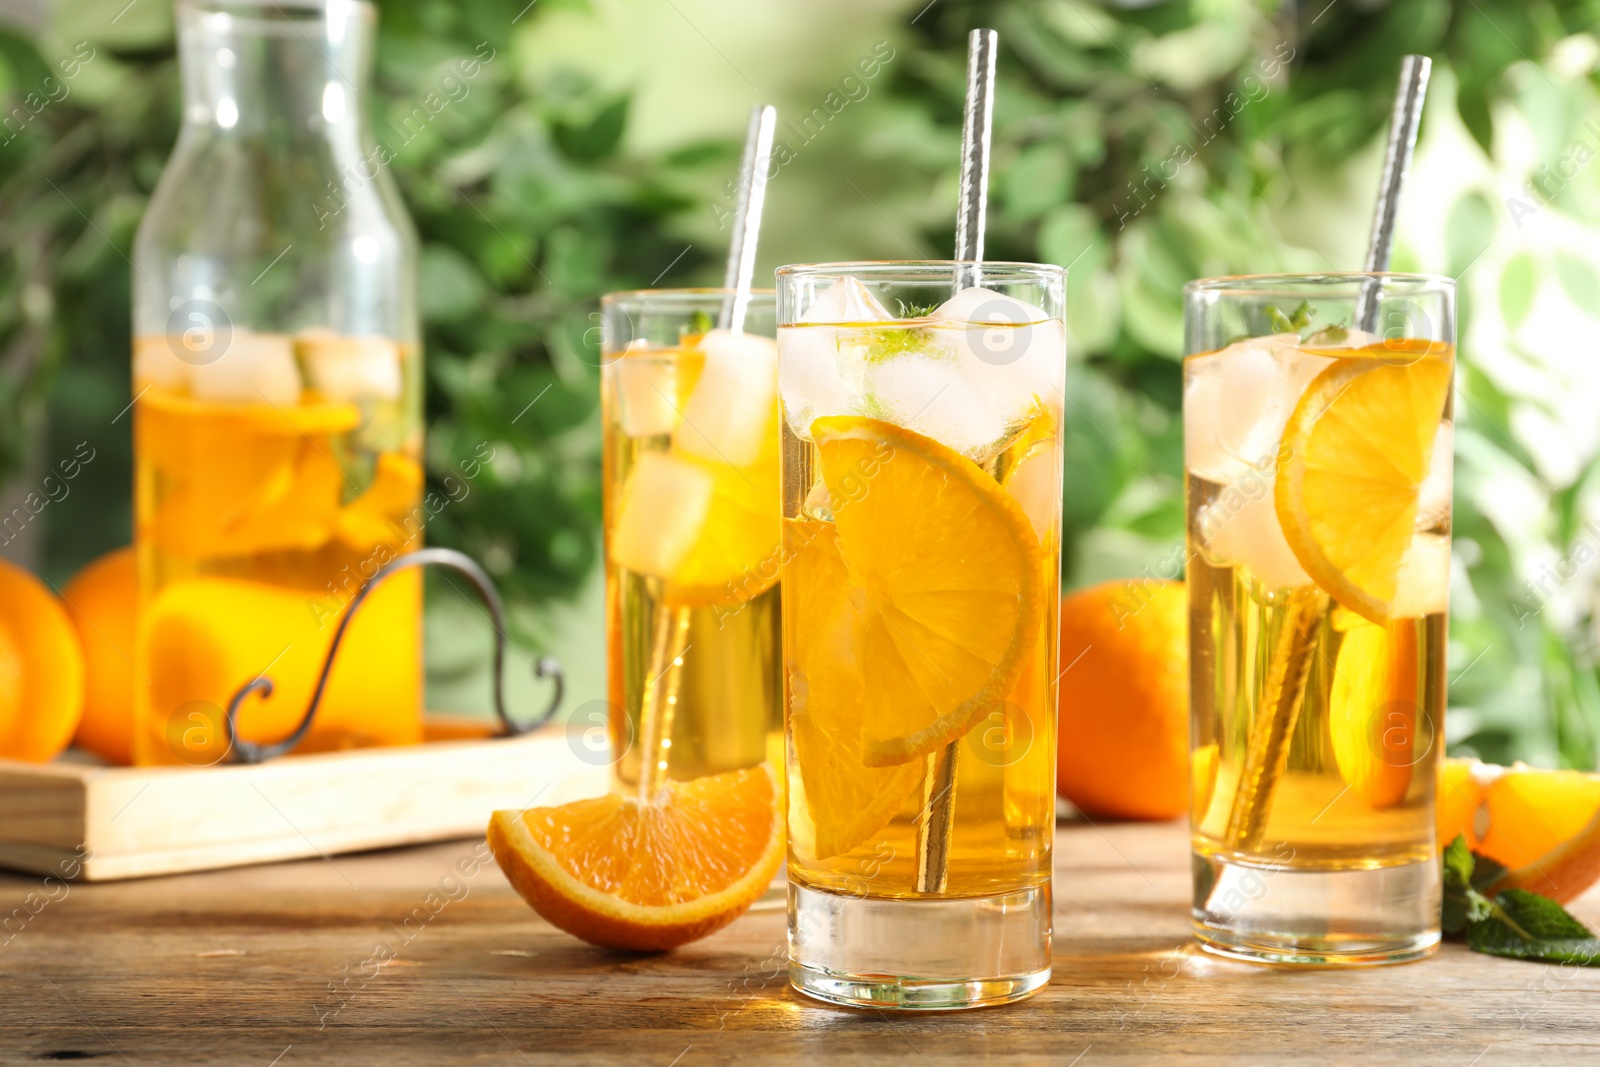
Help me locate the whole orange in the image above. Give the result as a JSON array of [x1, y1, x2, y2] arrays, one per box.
[[0, 558, 85, 763], [61, 547, 138, 765], [1056, 579, 1188, 820]]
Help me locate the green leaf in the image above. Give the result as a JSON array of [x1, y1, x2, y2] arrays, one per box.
[[1264, 304, 1296, 333], [1471, 851, 1509, 893], [553, 95, 629, 161], [1446, 192, 1495, 278], [1443, 834, 1475, 889], [1468, 890, 1600, 965], [1456, 80, 1495, 158], [419, 244, 487, 320], [1441, 835, 1493, 934], [1555, 251, 1600, 314], [1499, 253, 1537, 329]]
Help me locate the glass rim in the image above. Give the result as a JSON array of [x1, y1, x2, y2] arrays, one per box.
[[178, 0, 374, 25], [1185, 272, 1454, 297], [602, 287, 776, 306], [775, 260, 1065, 282]]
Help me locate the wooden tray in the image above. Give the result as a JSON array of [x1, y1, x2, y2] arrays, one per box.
[[0, 719, 607, 882]]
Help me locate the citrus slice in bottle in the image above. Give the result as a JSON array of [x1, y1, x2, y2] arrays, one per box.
[[1436, 758, 1600, 904], [1275, 352, 1452, 623], [785, 518, 925, 862], [811, 415, 1043, 768], [487, 764, 783, 951]]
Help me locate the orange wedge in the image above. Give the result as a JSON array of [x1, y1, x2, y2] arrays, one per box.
[[784, 519, 925, 862], [1275, 348, 1452, 623], [811, 416, 1043, 767], [1436, 757, 1600, 903], [487, 764, 783, 951], [1328, 617, 1420, 809]]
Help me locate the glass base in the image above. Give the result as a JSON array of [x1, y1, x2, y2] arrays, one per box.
[[787, 882, 1051, 1010], [1191, 850, 1440, 966]]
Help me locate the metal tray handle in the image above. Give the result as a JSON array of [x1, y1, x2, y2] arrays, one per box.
[[223, 547, 563, 764]]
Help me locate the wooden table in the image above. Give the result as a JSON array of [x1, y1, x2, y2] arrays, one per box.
[[3, 820, 1597, 1065]]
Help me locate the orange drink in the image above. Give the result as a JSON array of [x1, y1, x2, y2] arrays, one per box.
[[1184, 274, 1455, 964], [777, 262, 1065, 1010]]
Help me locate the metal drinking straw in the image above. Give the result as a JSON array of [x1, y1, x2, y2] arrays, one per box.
[[719, 105, 778, 333], [915, 29, 999, 895], [636, 105, 777, 802], [1221, 55, 1433, 853], [1356, 55, 1432, 331]]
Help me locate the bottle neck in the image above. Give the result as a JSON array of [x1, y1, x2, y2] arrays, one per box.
[[175, 0, 374, 142]]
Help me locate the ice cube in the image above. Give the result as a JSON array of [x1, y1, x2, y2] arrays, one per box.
[[133, 336, 191, 391], [1195, 468, 1312, 590], [862, 353, 1009, 458], [297, 330, 403, 401], [932, 287, 1066, 423], [1184, 337, 1333, 486], [609, 450, 713, 581], [675, 329, 778, 467], [188, 330, 302, 406], [1390, 533, 1450, 618], [1415, 421, 1453, 531], [778, 326, 855, 441], [800, 276, 893, 324], [609, 355, 679, 438]]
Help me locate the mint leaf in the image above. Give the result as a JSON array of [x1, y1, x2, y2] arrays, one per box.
[[895, 298, 938, 318], [862, 326, 940, 364], [1265, 305, 1295, 333], [1304, 323, 1348, 346], [1288, 301, 1314, 331], [1441, 835, 1493, 934], [1443, 834, 1475, 888], [1470, 852, 1509, 893], [1468, 889, 1600, 966], [685, 309, 714, 336]]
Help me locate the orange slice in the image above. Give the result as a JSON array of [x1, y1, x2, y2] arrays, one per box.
[[811, 415, 1043, 767], [1436, 757, 1600, 903], [487, 764, 784, 951], [784, 519, 925, 862], [1328, 617, 1419, 809], [1275, 350, 1452, 622]]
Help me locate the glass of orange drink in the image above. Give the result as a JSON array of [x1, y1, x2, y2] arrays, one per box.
[[599, 290, 783, 795], [776, 262, 1066, 1010], [1184, 274, 1455, 964]]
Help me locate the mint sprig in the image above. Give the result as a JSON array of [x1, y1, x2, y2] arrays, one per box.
[[1264, 300, 1314, 334], [1442, 834, 1600, 965], [684, 308, 714, 337]]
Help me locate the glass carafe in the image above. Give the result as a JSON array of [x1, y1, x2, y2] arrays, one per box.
[[131, 0, 422, 766]]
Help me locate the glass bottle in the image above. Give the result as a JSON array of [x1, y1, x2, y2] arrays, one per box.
[[130, 0, 422, 766]]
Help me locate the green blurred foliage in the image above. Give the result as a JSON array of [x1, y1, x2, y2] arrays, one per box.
[[884, 0, 1600, 770], [5, 0, 1600, 767]]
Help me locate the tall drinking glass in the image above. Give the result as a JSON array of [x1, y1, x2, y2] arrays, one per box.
[[776, 262, 1066, 1009], [599, 291, 782, 794], [1184, 273, 1455, 964]]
